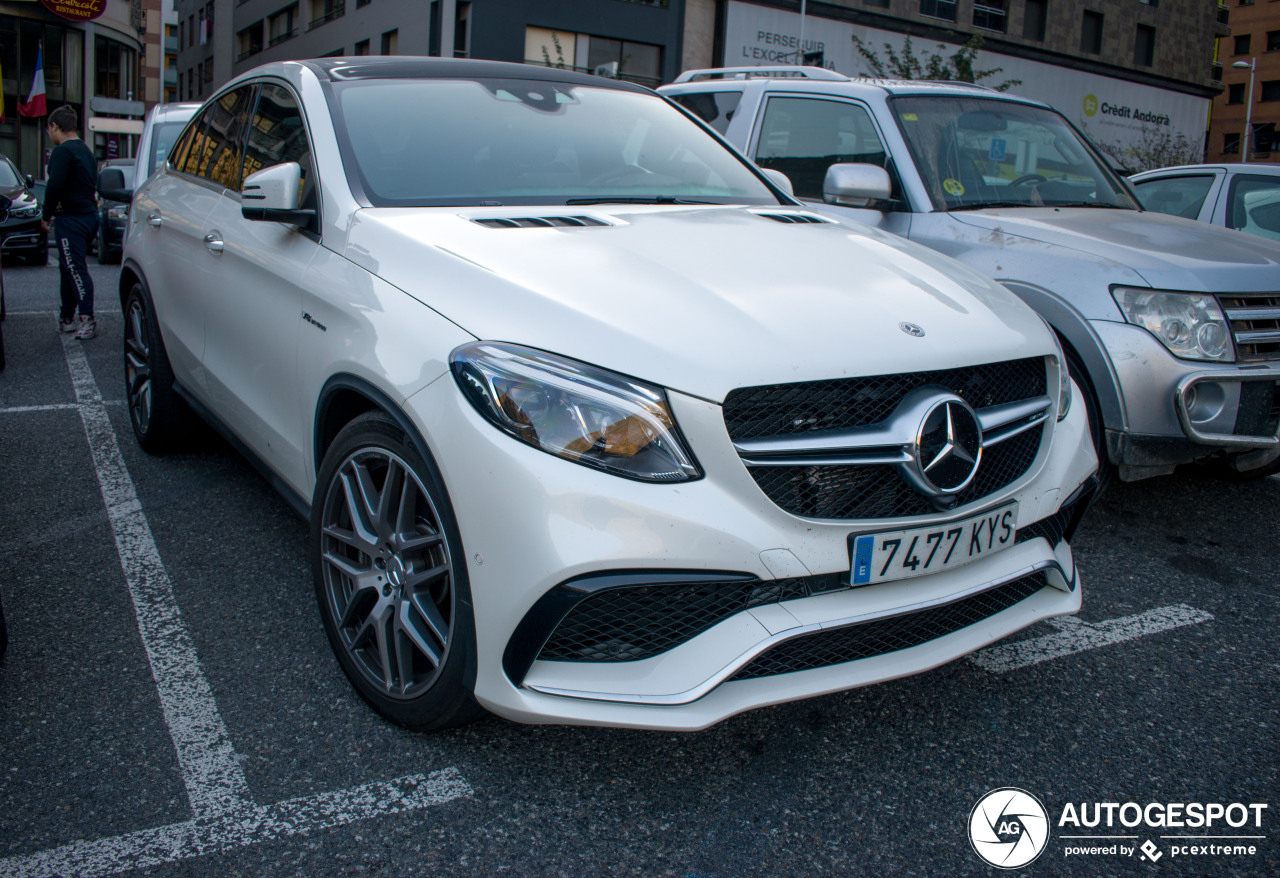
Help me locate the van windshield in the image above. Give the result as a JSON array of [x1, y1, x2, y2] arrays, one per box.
[[890, 96, 1138, 212]]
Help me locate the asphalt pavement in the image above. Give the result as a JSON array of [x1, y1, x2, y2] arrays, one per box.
[[0, 257, 1276, 877]]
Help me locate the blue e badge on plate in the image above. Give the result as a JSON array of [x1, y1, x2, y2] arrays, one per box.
[[852, 535, 875, 585]]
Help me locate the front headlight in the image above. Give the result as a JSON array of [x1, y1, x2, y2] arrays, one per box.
[[1112, 287, 1232, 362], [451, 341, 701, 482], [12, 205, 40, 218]]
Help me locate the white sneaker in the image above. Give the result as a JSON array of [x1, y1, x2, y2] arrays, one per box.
[[58, 318, 77, 333], [74, 315, 97, 340]]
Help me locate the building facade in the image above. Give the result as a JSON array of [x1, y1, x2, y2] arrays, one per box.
[[0, 0, 166, 177], [687, 0, 1226, 164], [175, 0, 685, 101], [1209, 0, 1279, 163]]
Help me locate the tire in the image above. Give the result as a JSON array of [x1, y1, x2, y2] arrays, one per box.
[[1062, 340, 1115, 498], [311, 411, 483, 731], [124, 282, 187, 452], [1205, 453, 1280, 482]]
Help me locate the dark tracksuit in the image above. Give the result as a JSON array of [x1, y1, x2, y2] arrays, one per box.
[[42, 138, 99, 322]]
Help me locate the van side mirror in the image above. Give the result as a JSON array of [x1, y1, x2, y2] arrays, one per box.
[[241, 162, 315, 226], [97, 167, 132, 204], [823, 163, 892, 208]]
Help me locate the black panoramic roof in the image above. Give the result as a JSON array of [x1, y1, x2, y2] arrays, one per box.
[[303, 57, 650, 94]]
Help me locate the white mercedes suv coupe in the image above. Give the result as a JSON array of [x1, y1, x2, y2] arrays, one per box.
[[118, 58, 1097, 731]]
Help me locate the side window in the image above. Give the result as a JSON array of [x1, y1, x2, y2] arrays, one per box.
[[168, 114, 204, 175], [1226, 173, 1280, 240], [243, 83, 315, 210], [753, 96, 888, 200], [670, 91, 742, 136], [1131, 175, 1215, 220], [183, 87, 255, 188]]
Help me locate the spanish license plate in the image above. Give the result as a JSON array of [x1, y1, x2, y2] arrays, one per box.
[[850, 502, 1018, 586]]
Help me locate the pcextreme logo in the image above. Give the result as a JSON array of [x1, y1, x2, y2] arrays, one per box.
[[968, 789, 1270, 868]]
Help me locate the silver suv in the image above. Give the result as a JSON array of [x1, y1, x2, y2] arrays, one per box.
[[661, 68, 1280, 484]]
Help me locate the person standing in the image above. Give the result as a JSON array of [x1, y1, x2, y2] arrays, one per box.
[[41, 105, 99, 340]]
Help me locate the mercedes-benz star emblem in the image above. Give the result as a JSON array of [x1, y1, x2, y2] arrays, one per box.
[[899, 322, 926, 337], [913, 397, 983, 495]]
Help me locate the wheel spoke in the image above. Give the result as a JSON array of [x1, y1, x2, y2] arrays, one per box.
[[398, 601, 443, 669], [397, 527, 444, 555], [372, 611, 396, 692], [338, 467, 381, 549], [376, 459, 404, 537], [322, 521, 377, 559], [409, 590, 450, 647], [406, 562, 449, 591]]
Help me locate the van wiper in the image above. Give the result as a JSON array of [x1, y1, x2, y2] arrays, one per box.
[[565, 196, 716, 205], [948, 201, 1034, 211], [1041, 201, 1135, 209]]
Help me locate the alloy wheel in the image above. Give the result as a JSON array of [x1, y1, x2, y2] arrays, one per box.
[[124, 297, 152, 436], [318, 446, 456, 700]]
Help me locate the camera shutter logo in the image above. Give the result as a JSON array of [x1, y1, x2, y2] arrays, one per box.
[[969, 788, 1050, 869]]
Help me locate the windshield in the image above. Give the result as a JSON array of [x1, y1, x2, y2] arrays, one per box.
[[147, 121, 191, 179], [0, 159, 22, 189], [890, 96, 1137, 211], [332, 78, 779, 207]]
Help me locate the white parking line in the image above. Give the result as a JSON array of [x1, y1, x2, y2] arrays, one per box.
[[969, 604, 1214, 673], [0, 338, 470, 877]]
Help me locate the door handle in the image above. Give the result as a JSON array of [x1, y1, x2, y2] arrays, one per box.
[[148, 213, 162, 228], [203, 232, 225, 253]]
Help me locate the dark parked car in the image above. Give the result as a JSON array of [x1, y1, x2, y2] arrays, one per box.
[[0, 154, 48, 265], [96, 158, 135, 264]]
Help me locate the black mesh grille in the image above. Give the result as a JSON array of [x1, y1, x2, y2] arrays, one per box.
[[747, 425, 1044, 520], [723, 358, 1046, 441], [1233, 380, 1280, 437], [538, 577, 826, 663], [729, 572, 1050, 681], [1221, 293, 1280, 363]]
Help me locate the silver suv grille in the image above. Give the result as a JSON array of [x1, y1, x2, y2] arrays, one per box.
[[1221, 292, 1280, 362]]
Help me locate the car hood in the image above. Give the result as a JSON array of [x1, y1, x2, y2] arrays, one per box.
[[343, 205, 1053, 402], [948, 208, 1280, 293]]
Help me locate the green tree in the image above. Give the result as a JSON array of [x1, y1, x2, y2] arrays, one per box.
[[851, 34, 1021, 92]]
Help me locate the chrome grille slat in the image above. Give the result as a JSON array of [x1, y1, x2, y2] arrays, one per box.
[[1220, 292, 1280, 362]]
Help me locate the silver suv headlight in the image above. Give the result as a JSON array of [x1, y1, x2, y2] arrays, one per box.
[[11, 204, 40, 218], [451, 342, 701, 482], [1112, 287, 1232, 362]]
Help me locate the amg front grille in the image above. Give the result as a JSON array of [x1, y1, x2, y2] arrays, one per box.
[[745, 425, 1043, 519], [723, 358, 1048, 521], [728, 571, 1050, 681], [1221, 293, 1280, 362], [723, 358, 1045, 441]]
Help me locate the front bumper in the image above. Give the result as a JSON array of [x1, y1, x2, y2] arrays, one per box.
[[406, 372, 1097, 730], [1094, 321, 1280, 476], [0, 217, 48, 254]]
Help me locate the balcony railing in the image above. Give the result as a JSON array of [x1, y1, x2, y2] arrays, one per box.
[[309, 3, 345, 29], [268, 29, 298, 48]]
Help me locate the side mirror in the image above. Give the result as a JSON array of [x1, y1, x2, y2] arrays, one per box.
[[241, 162, 315, 226], [97, 167, 132, 204], [823, 163, 892, 208], [760, 168, 794, 196], [24, 174, 34, 188]]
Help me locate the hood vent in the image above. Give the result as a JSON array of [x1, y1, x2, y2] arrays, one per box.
[[473, 216, 608, 229], [752, 211, 833, 225]]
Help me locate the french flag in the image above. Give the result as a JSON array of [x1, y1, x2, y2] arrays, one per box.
[[18, 45, 46, 118]]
